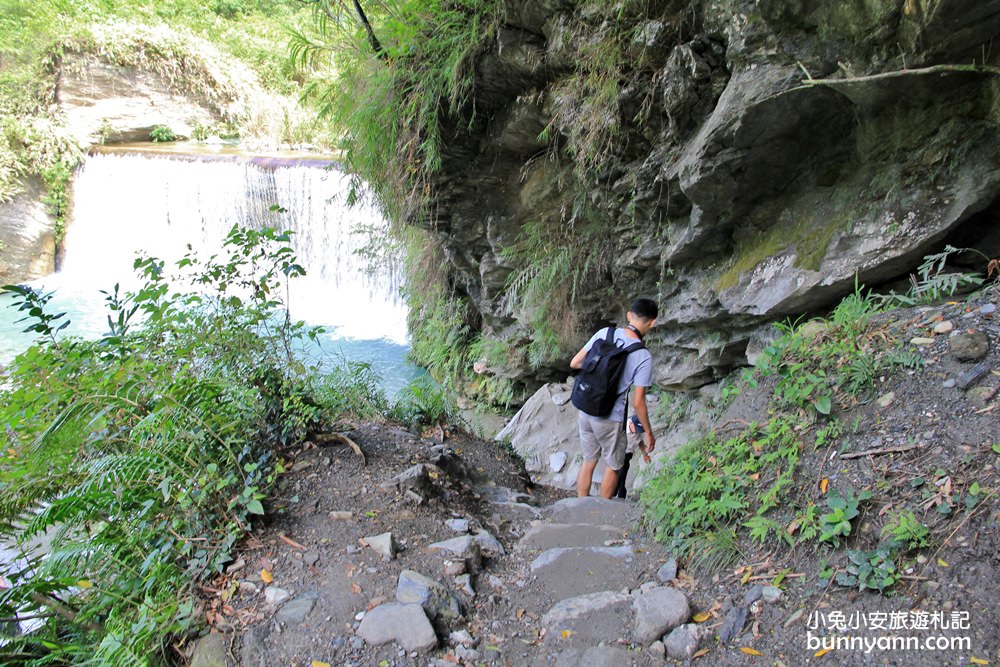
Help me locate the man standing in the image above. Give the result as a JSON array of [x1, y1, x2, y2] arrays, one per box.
[[569, 298, 658, 498]]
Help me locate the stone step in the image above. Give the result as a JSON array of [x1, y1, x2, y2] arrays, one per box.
[[543, 496, 637, 527], [529, 545, 638, 600], [516, 521, 628, 551]]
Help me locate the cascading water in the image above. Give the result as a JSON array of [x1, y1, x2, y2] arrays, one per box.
[[2, 148, 421, 394]]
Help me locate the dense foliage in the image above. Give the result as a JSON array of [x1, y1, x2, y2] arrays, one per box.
[[638, 289, 927, 577], [290, 0, 502, 220], [0, 227, 384, 665]]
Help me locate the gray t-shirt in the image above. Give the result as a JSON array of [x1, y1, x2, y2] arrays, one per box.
[[581, 326, 653, 422]]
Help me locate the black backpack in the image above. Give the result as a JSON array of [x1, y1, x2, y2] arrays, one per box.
[[571, 327, 645, 418]]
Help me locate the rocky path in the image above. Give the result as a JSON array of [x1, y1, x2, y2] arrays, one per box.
[[187, 430, 716, 667]]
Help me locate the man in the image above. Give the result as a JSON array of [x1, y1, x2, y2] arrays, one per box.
[[569, 298, 658, 498]]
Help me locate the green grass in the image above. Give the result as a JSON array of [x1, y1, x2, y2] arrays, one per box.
[[639, 287, 926, 577]]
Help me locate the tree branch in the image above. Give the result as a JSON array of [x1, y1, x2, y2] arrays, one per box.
[[353, 0, 385, 58]]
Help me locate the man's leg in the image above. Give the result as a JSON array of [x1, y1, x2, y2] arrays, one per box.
[[577, 413, 601, 497], [599, 465, 619, 499], [577, 459, 598, 497], [614, 453, 632, 499]]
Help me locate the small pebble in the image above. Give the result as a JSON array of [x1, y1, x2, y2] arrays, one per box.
[[932, 320, 954, 334]]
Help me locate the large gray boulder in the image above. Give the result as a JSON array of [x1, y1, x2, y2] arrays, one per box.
[[407, 0, 1000, 393]]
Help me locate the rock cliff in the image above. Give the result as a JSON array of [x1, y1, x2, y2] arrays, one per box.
[[413, 0, 1000, 390]]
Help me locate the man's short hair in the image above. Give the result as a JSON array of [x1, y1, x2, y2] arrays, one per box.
[[630, 297, 658, 321]]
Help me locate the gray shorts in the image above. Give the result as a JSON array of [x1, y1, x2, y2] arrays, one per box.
[[578, 412, 627, 471]]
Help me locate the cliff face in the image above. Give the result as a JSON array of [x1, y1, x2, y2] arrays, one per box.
[[414, 0, 1000, 391]]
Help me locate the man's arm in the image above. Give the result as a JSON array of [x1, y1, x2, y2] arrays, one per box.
[[570, 346, 588, 370], [632, 386, 655, 452]]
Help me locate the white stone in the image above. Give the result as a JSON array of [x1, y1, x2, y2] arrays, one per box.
[[264, 586, 291, 606]]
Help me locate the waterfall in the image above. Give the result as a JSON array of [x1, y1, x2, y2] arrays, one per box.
[[60, 151, 407, 343]]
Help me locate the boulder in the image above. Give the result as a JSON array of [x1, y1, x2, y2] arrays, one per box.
[[356, 603, 438, 653], [0, 178, 56, 284]]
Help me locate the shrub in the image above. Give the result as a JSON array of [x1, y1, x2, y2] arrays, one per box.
[[0, 225, 377, 664], [149, 124, 178, 142]]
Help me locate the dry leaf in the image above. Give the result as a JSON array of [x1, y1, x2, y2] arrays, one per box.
[[312, 661, 331, 667], [693, 612, 711, 623], [516, 608, 526, 619], [969, 657, 988, 665], [820, 478, 829, 494], [351, 583, 362, 594], [76, 580, 93, 589], [748, 472, 760, 481], [815, 648, 831, 657], [937, 558, 949, 567], [560, 629, 573, 639], [693, 647, 710, 659], [741, 568, 753, 585], [739, 647, 763, 656], [260, 569, 273, 584]]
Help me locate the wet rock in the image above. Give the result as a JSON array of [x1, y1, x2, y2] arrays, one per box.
[[632, 586, 690, 644]]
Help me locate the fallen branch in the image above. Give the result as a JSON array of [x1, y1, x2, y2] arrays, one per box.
[[312, 432, 367, 466], [278, 533, 306, 550], [799, 63, 1000, 89], [839, 443, 920, 460]]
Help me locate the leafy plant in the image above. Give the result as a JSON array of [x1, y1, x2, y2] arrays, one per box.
[[880, 245, 995, 306], [389, 375, 456, 429], [290, 0, 503, 219], [0, 225, 376, 664], [881, 509, 931, 552], [149, 124, 178, 142], [835, 547, 899, 592], [819, 488, 872, 546], [1, 283, 70, 345]]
